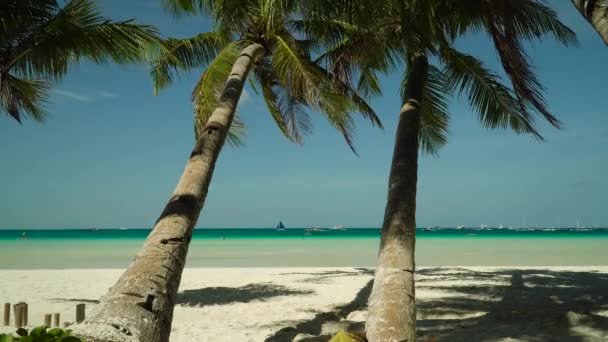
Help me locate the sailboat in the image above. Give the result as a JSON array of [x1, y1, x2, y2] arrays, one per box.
[[275, 221, 287, 231]]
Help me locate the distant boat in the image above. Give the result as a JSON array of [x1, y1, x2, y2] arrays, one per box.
[[457, 225, 467, 230], [275, 221, 287, 231], [331, 225, 346, 231], [308, 226, 324, 232]]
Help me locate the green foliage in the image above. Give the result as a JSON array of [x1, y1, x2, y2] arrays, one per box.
[[0, 326, 84, 342], [329, 330, 366, 342], [0, 0, 160, 123], [153, 0, 383, 153], [302, 0, 577, 154]]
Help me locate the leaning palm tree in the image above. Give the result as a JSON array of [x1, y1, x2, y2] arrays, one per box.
[[302, 0, 576, 340], [0, 0, 159, 122], [70, 0, 380, 341], [571, 0, 608, 45]]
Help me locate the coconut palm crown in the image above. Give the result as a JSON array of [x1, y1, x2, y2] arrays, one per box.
[[152, 0, 382, 152], [302, 0, 578, 151], [0, 0, 159, 123]]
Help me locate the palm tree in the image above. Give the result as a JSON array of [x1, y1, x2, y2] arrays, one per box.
[[70, 1, 381, 341], [303, 1, 576, 340], [0, 0, 159, 122], [571, 0, 608, 45]]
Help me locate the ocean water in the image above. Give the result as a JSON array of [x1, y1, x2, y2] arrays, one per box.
[[1, 228, 607, 269]]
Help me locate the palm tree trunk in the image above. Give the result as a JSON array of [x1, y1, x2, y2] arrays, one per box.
[[366, 54, 428, 342], [571, 0, 608, 45], [71, 43, 265, 342]]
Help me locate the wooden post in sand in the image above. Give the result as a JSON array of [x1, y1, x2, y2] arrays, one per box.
[[13, 304, 23, 328], [3, 303, 9, 326], [75, 304, 85, 323], [53, 313, 60, 328], [22, 302, 28, 326], [44, 313, 52, 328]]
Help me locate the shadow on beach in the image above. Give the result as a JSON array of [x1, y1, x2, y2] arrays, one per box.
[[176, 283, 315, 307], [266, 268, 608, 341]]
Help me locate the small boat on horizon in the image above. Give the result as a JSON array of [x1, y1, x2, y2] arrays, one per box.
[[275, 221, 287, 231], [331, 225, 347, 231]]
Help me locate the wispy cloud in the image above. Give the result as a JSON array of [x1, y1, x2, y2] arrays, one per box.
[[52, 89, 91, 102], [98, 91, 120, 99]]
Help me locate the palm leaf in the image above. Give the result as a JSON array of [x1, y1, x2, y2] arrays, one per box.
[[481, 1, 561, 129], [254, 57, 297, 141], [10, 0, 159, 80], [417, 65, 451, 155], [151, 30, 230, 94], [191, 41, 249, 145], [0, 74, 49, 122], [271, 33, 321, 105], [440, 46, 541, 139]]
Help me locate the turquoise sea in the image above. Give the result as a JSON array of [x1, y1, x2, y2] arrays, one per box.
[[1, 228, 607, 269]]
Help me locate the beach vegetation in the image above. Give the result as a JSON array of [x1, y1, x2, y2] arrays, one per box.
[[0, 0, 160, 123], [70, 0, 381, 341], [303, 0, 576, 340], [329, 330, 366, 342], [0, 326, 84, 342]]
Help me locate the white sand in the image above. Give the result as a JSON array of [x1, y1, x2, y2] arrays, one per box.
[[2, 267, 608, 341]]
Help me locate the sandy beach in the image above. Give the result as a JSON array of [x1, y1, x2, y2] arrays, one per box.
[[1, 267, 608, 341]]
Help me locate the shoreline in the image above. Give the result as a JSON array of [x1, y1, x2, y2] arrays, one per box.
[[2, 267, 608, 341]]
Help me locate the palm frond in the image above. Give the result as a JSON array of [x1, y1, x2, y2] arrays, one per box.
[[0, 74, 49, 122], [440, 46, 541, 139], [161, 0, 207, 16], [192, 42, 241, 136], [314, 64, 383, 129], [271, 33, 321, 105], [150, 30, 230, 94], [357, 66, 382, 98], [418, 65, 451, 155], [254, 57, 297, 141], [513, 0, 578, 46], [482, 2, 561, 129], [9, 0, 159, 81]]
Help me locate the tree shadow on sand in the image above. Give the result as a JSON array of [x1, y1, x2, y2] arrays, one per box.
[[265, 279, 373, 341], [176, 282, 314, 307], [417, 268, 608, 341], [264, 268, 608, 341]]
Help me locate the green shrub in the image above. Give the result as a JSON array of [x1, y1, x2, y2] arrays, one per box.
[[0, 326, 84, 342], [329, 330, 366, 342]]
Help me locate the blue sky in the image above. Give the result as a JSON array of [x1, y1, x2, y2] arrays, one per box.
[[1, 1, 607, 229]]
